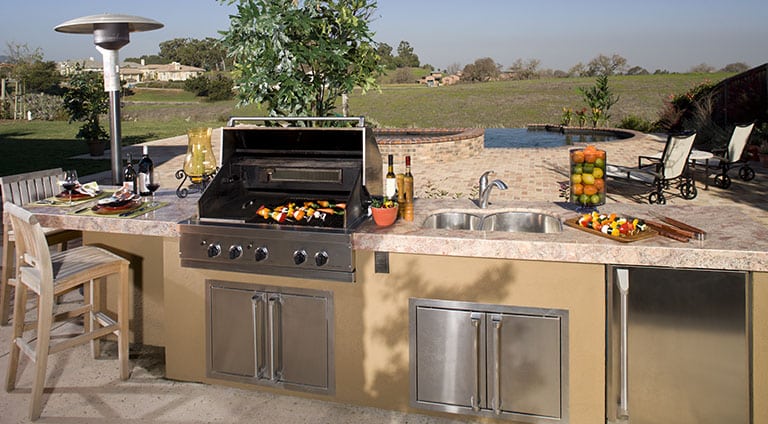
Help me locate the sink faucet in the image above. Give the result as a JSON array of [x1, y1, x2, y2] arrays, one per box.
[[478, 171, 508, 208]]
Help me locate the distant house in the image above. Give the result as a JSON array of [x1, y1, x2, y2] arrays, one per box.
[[57, 59, 205, 83], [142, 62, 205, 82], [419, 71, 461, 87]]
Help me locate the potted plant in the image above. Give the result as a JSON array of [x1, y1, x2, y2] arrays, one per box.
[[370, 197, 398, 227], [63, 70, 109, 156]]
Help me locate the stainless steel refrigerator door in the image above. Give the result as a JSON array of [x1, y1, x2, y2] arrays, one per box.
[[607, 266, 749, 424], [414, 306, 487, 410], [489, 313, 562, 418]]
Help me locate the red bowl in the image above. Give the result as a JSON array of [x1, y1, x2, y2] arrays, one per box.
[[371, 206, 398, 227]]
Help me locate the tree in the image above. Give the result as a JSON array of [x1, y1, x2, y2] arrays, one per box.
[[446, 62, 462, 75], [395, 41, 420, 68], [159, 37, 230, 71], [376, 43, 396, 69], [688, 63, 715, 73], [507, 58, 540, 80], [63, 71, 109, 144], [220, 0, 382, 118], [626, 66, 649, 76], [125, 54, 165, 65], [585, 53, 628, 76], [721, 62, 750, 73], [461, 57, 500, 82], [568, 62, 586, 77], [14, 60, 63, 95]]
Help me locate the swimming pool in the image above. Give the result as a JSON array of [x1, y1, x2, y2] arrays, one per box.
[[485, 127, 631, 148]]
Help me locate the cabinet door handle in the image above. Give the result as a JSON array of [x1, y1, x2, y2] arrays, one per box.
[[267, 294, 282, 382], [491, 314, 502, 415], [470, 312, 482, 412], [251, 293, 267, 379], [616, 268, 630, 418]]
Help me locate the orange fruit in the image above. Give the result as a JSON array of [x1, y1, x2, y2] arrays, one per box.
[[594, 178, 605, 191], [583, 150, 597, 163], [597, 149, 606, 160], [572, 183, 584, 195], [583, 184, 598, 196], [571, 151, 585, 163]]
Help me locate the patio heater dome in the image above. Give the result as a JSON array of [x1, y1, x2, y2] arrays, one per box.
[[55, 14, 163, 184]]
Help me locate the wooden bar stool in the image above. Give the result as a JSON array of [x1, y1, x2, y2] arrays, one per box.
[[3, 202, 130, 420], [1, 168, 82, 325]]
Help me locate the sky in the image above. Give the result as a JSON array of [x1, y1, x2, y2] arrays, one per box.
[[1, 0, 766, 73]]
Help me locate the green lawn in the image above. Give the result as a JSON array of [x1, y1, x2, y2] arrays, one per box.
[[0, 73, 731, 177]]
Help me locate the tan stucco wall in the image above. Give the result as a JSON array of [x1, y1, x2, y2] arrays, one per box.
[[161, 246, 605, 424]]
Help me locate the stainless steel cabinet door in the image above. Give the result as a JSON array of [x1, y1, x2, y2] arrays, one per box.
[[273, 292, 330, 390], [209, 285, 256, 377], [415, 306, 487, 409], [489, 313, 562, 418]]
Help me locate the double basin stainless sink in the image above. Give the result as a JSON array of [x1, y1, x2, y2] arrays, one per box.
[[422, 211, 562, 233]]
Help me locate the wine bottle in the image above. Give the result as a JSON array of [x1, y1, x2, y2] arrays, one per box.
[[385, 154, 397, 199], [403, 156, 414, 221], [404, 155, 414, 203], [123, 153, 137, 193], [137, 146, 154, 196]]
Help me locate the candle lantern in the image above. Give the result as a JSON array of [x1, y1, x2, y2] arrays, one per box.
[[176, 127, 217, 197]]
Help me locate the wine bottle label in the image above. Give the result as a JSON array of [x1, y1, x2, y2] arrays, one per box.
[[137, 173, 150, 195], [385, 178, 397, 198]]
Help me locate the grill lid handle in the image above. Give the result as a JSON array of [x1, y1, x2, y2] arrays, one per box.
[[226, 116, 365, 128]]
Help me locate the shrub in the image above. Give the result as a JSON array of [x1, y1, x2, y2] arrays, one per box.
[[23, 93, 66, 121], [63, 72, 109, 142], [618, 115, 654, 133], [184, 74, 234, 101]]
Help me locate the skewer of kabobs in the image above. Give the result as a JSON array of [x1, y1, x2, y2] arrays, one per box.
[[577, 212, 649, 238], [254, 200, 345, 224]]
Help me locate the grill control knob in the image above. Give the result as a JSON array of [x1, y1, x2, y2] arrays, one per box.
[[207, 243, 221, 258], [229, 245, 243, 260], [254, 246, 269, 262], [314, 251, 329, 267], [293, 249, 307, 265]]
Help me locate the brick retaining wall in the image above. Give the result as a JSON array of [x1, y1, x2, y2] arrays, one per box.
[[373, 128, 485, 163]]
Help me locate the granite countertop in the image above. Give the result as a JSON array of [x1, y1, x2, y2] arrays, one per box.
[[353, 198, 768, 272], [24, 189, 198, 238], [21, 192, 768, 272]]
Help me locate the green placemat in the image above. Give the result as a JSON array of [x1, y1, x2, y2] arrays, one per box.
[[67, 201, 169, 219], [29, 190, 112, 207]]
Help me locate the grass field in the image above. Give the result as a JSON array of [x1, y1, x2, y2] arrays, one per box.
[[0, 72, 730, 177]]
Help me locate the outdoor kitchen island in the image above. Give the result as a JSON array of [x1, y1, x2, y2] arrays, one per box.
[[26, 197, 768, 424]]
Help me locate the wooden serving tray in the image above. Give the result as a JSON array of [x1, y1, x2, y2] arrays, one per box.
[[564, 217, 657, 243]]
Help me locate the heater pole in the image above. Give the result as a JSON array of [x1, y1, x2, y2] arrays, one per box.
[[98, 46, 123, 184]]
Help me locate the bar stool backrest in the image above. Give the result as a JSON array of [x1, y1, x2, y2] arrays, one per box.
[[3, 202, 53, 297]]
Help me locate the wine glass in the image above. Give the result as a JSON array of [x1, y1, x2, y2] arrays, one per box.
[[146, 173, 160, 206], [62, 170, 78, 206]]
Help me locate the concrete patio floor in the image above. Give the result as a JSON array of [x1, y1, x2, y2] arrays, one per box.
[[1, 130, 766, 423]]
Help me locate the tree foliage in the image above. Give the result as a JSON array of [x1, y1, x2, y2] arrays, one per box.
[[220, 0, 382, 118], [159, 37, 230, 71], [184, 73, 234, 101], [585, 53, 627, 76], [376, 42, 396, 69], [720, 62, 750, 73], [507, 58, 540, 80], [63, 71, 109, 142], [461, 57, 500, 82], [395, 41, 420, 68]]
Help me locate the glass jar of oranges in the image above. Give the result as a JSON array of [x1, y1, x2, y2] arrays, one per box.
[[570, 145, 606, 206]]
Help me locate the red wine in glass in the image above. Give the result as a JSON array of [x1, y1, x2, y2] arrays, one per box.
[[146, 182, 160, 205], [63, 170, 78, 205]]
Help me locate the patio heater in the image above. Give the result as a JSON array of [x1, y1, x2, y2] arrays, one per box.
[[55, 14, 163, 184]]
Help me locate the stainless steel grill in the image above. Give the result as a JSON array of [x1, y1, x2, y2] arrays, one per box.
[[179, 117, 382, 282]]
